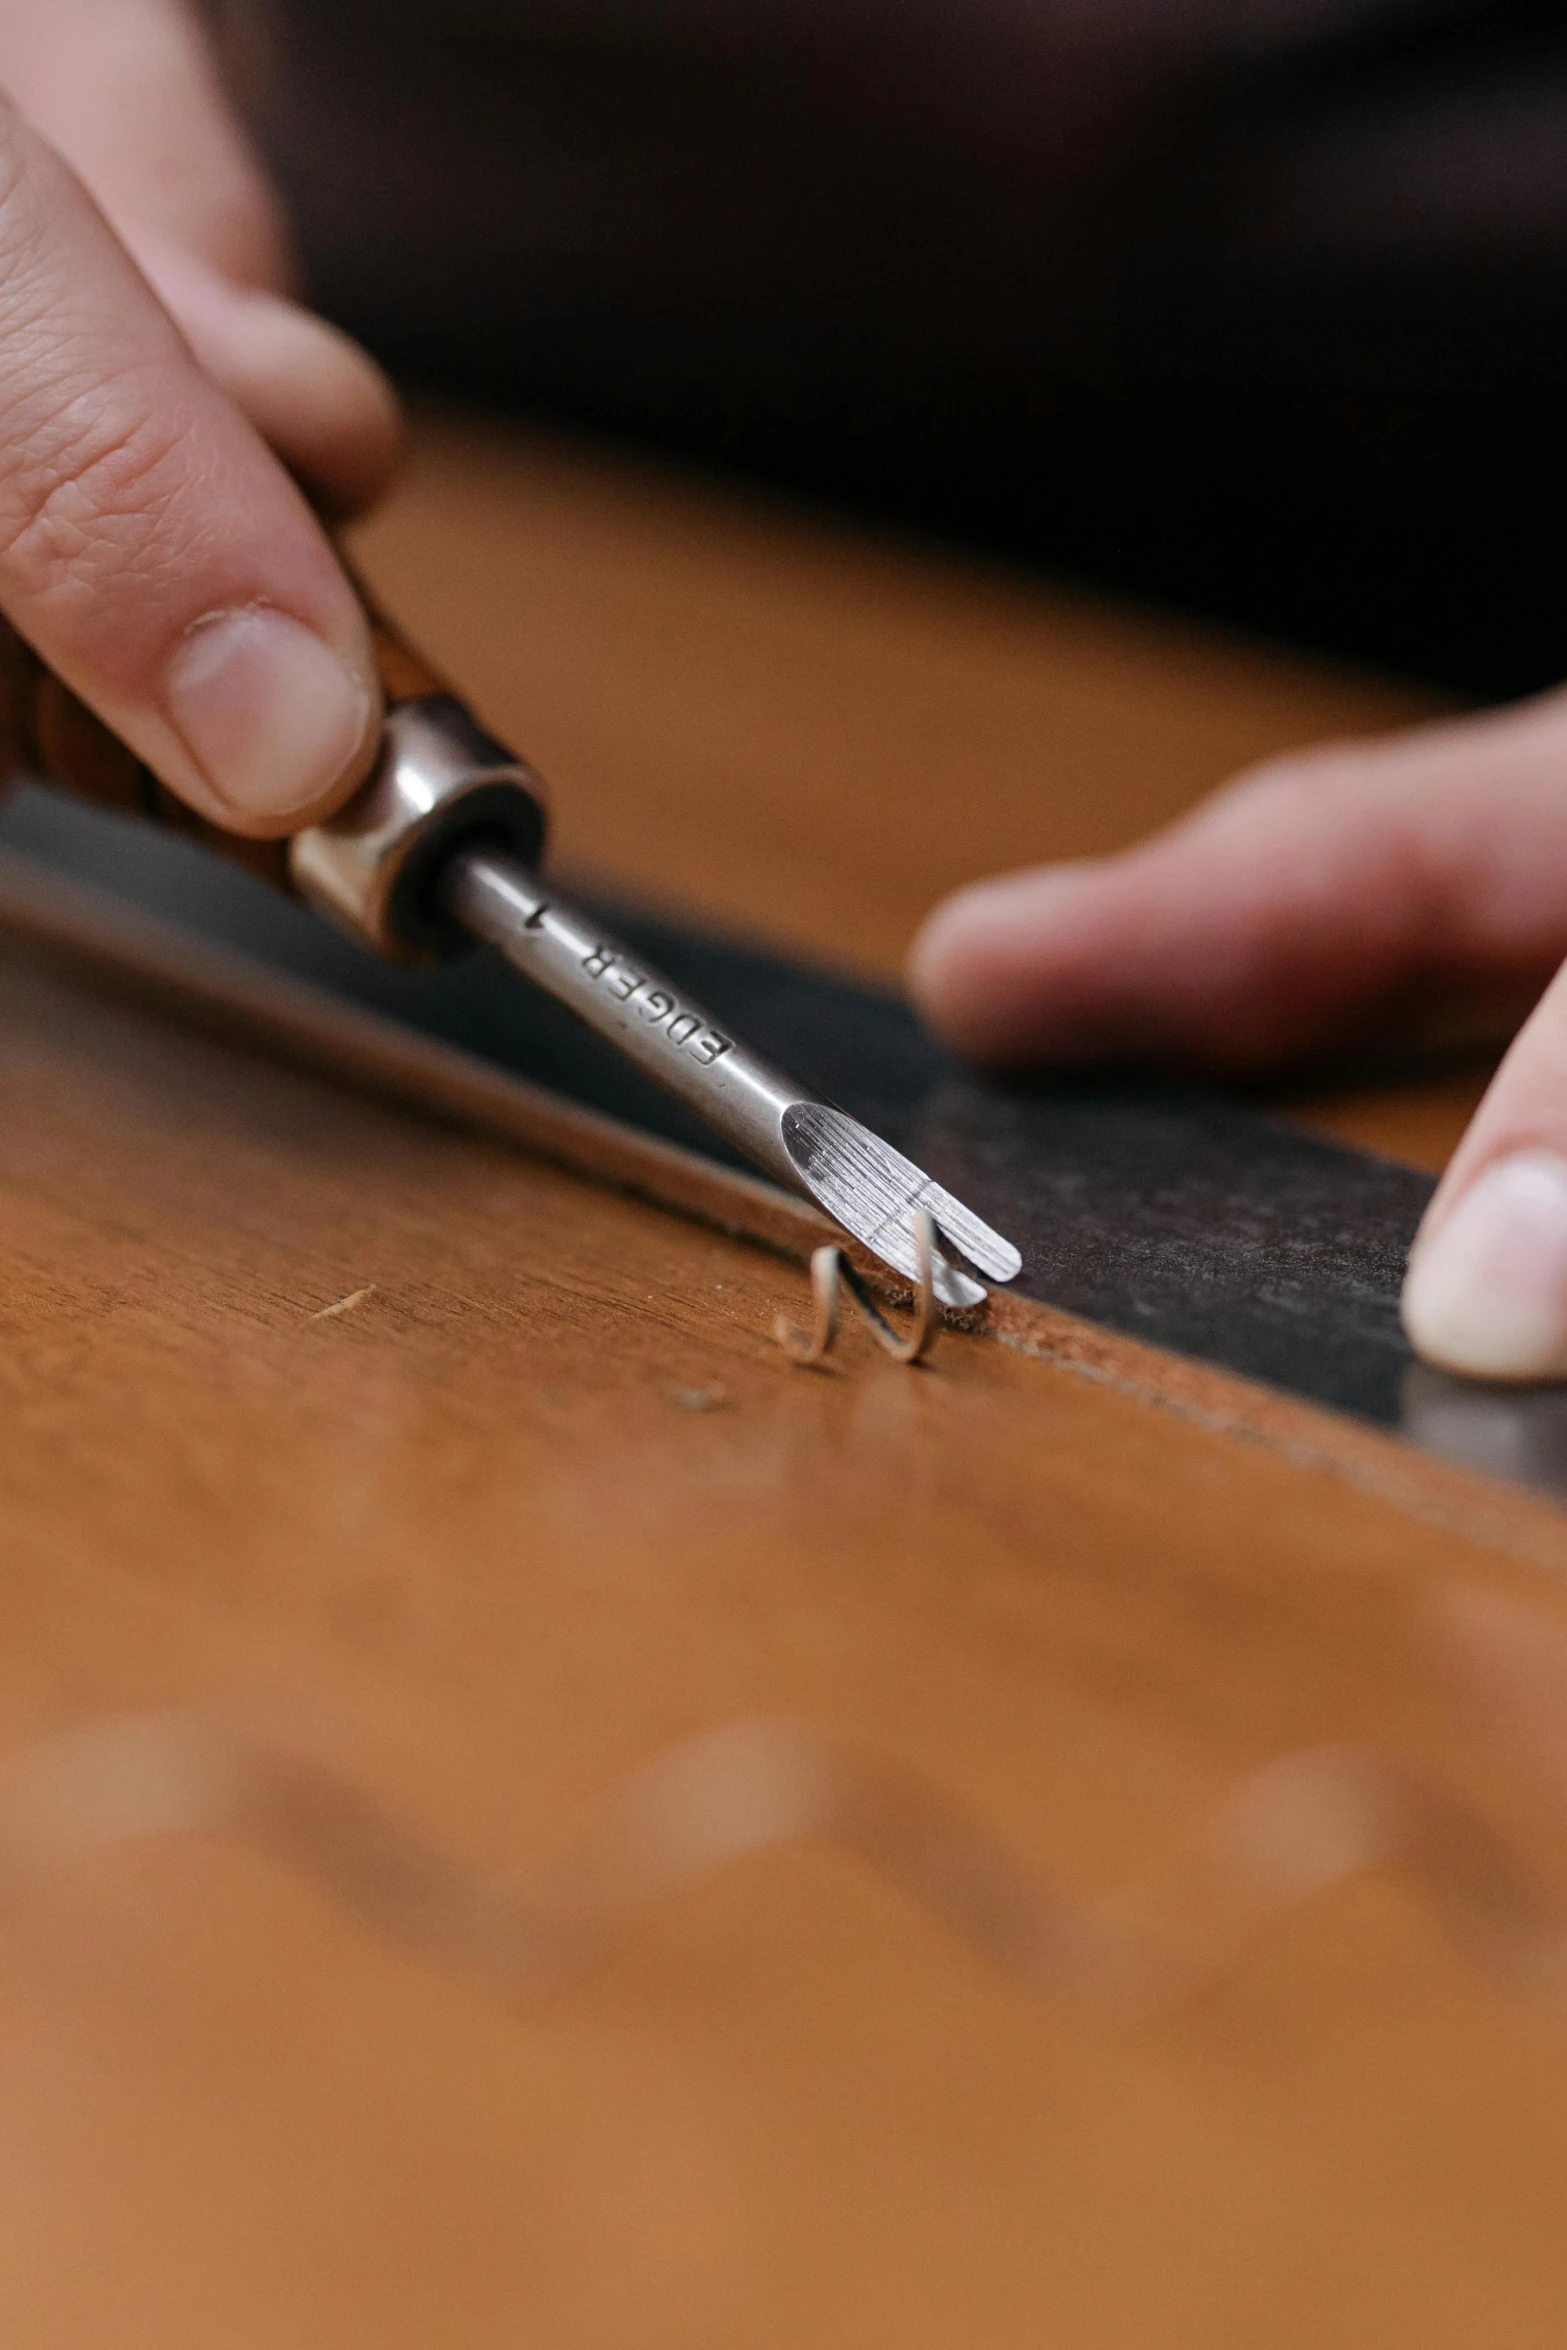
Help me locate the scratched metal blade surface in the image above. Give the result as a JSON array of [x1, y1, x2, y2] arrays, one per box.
[[7, 785, 1567, 1503], [781, 1103, 1021, 1290]]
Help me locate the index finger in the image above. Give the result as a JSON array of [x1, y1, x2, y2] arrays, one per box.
[[0, 94, 380, 836]]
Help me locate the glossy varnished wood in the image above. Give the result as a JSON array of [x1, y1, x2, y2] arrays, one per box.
[[0, 412, 1557, 2349], [3, 940, 1567, 2346]]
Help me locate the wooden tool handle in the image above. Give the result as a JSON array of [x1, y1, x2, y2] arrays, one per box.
[[0, 579, 449, 893]]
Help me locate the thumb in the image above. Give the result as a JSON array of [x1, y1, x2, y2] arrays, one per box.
[[1402, 966, 1567, 1380], [0, 95, 378, 836]]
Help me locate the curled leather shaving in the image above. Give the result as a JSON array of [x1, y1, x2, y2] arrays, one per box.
[[774, 1209, 939, 1366], [4, 1711, 1567, 2019]]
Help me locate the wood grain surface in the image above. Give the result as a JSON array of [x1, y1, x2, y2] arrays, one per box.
[[0, 409, 1561, 2350]]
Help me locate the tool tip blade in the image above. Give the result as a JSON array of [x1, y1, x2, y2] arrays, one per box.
[[781, 1103, 1021, 1308]]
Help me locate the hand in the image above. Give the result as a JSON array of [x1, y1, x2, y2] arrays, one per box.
[[0, 0, 401, 836], [909, 687, 1567, 1382]]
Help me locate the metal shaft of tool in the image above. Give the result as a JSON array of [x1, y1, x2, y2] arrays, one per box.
[[444, 848, 812, 1191]]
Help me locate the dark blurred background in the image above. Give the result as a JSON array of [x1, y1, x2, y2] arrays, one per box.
[[243, 1, 1567, 697]]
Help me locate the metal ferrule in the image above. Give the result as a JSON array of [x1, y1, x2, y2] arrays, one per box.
[[289, 694, 549, 961]]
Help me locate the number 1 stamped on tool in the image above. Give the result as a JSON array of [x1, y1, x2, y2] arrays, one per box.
[[505, 880, 733, 1073]]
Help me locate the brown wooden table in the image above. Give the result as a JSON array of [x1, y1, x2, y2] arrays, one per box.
[[1, 408, 1563, 2350]]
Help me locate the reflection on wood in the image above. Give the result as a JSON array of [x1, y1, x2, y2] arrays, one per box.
[[5, 1709, 1567, 2023]]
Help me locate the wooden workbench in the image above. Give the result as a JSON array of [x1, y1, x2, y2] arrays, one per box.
[[1, 409, 1564, 2350]]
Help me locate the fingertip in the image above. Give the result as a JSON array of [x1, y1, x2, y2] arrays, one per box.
[[908, 865, 1108, 1064], [1402, 1150, 1567, 1381], [140, 248, 405, 515], [1399, 955, 1567, 1382], [906, 878, 989, 1035], [234, 297, 404, 518]]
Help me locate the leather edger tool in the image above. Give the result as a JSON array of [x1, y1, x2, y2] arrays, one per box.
[[0, 586, 1020, 1306]]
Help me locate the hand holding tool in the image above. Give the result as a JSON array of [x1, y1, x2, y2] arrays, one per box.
[[0, 588, 1020, 1306]]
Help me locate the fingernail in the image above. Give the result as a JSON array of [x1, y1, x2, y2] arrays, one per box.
[[1402, 1149, 1567, 1380], [165, 606, 374, 820]]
